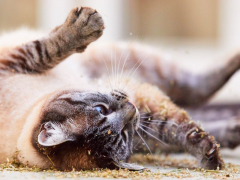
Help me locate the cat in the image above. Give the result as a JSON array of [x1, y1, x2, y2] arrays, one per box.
[[0, 6, 239, 171]]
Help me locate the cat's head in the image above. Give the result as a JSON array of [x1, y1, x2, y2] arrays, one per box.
[[33, 89, 143, 170]]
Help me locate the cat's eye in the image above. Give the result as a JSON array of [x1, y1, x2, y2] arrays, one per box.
[[94, 105, 108, 115]]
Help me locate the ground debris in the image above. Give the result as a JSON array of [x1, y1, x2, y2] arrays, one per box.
[[0, 154, 240, 179], [130, 153, 198, 169]]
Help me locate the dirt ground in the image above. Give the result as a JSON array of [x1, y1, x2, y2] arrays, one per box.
[[0, 147, 239, 180]]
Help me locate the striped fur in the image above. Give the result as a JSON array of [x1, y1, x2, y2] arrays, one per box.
[[0, 7, 104, 75]]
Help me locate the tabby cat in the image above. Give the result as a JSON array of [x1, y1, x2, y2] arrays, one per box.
[[0, 7, 239, 171]]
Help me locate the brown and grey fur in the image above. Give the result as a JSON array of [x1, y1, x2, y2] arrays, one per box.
[[0, 7, 240, 171]]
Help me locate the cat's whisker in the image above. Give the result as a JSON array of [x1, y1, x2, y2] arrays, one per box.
[[117, 48, 125, 90], [140, 113, 155, 118], [139, 126, 169, 147], [117, 42, 133, 91], [100, 54, 113, 91], [140, 116, 153, 119], [140, 124, 165, 138], [110, 48, 116, 89], [141, 122, 164, 125], [125, 83, 143, 96], [140, 112, 163, 118], [110, 49, 113, 87], [124, 83, 140, 94], [133, 138, 142, 149], [121, 65, 138, 92], [119, 48, 131, 90], [140, 112, 162, 118], [114, 46, 118, 89], [136, 130, 153, 155], [116, 47, 124, 90], [140, 112, 151, 115], [143, 120, 178, 126], [133, 130, 144, 149], [114, 48, 118, 89], [142, 121, 176, 126], [118, 41, 139, 91], [122, 53, 150, 92], [121, 78, 139, 95], [119, 39, 140, 91]]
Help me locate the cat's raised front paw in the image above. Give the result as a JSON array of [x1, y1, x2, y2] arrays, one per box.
[[53, 7, 104, 52], [65, 7, 104, 37]]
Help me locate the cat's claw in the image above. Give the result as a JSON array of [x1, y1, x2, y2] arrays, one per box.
[[206, 143, 217, 156], [199, 137, 224, 170]]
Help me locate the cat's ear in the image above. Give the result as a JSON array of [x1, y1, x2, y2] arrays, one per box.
[[38, 122, 76, 146], [112, 161, 145, 171]]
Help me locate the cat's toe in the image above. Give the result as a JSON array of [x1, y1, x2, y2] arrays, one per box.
[[73, 7, 104, 37], [65, 7, 81, 25]]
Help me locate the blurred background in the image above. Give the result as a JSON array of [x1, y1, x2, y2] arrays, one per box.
[[0, 0, 240, 104]]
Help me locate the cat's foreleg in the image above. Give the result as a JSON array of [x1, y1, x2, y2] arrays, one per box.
[[134, 83, 224, 170], [0, 7, 104, 75]]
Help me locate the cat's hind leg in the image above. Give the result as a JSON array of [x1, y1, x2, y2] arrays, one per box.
[[133, 83, 224, 170], [0, 7, 104, 75], [81, 43, 240, 106], [126, 44, 240, 107], [200, 118, 240, 149]]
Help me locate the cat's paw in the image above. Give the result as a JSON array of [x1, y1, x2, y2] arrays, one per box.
[[65, 7, 104, 37], [187, 130, 224, 170], [54, 7, 104, 52]]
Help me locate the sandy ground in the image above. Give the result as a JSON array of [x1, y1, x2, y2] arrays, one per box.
[[0, 147, 239, 180]]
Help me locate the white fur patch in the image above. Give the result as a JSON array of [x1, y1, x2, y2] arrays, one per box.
[[38, 122, 75, 146]]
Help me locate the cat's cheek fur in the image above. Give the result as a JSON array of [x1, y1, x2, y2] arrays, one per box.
[[17, 98, 52, 169]]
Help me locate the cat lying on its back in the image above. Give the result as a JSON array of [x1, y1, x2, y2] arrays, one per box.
[[0, 6, 240, 171]]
